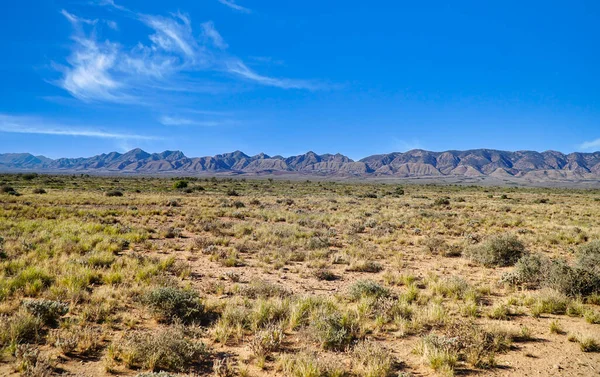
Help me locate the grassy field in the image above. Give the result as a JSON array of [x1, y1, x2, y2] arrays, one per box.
[[0, 174, 599, 377]]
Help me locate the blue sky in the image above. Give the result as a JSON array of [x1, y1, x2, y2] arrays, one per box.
[[0, 0, 599, 159]]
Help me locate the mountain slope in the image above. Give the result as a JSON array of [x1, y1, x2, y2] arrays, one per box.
[[2, 149, 600, 180]]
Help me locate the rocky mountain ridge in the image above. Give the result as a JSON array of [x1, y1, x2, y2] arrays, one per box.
[[2, 148, 600, 180]]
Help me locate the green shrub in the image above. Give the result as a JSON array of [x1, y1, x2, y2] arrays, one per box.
[[352, 341, 393, 377], [502, 254, 600, 297], [14, 344, 54, 376], [309, 307, 359, 351], [144, 287, 204, 324], [173, 180, 188, 189], [248, 324, 285, 358], [0, 311, 42, 351], [501, 254, 545, 288], [111, 326, 207, 372], [416, 323, 514, 372], [22, 299, 68, 326], [414, 334, 458, 373], [348, 260, 383, 273], [543, 261, 600, 297], [21, 173, 38, 181], [313, 269, 338, 281], [239, 280, 289, 299], [576, 241, 600, 275], [466, 233, 525, 267], [278, 351, 345, 377], [1, 185, 15, 194], [529, 290, 570, 316], [433, 197, 450, 206], [348, 280, 390, 301], [579, 337, 600, 352]]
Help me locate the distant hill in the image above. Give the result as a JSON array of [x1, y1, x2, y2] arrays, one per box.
[[2, 148, 600, 182]]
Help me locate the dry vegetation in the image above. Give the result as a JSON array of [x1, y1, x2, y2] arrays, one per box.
[[0, 173, 599, 376]]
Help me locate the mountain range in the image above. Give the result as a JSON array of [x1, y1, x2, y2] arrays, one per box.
[[2, 148, 600, 181]]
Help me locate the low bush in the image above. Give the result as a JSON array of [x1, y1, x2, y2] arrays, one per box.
[[414, 334, 458, 373], [50, 326, 103, 356], [314, 269, 339, 281], [143, 287, 204, 324], [433, 197, 450, 206], [278, 351, 346, 377], [527, 289, 570, 316], [502, 254, 600, 297], [1, 185, 15, 193], [226, 189, 239, 196], [348, 260, 383, 273], [465, 233, 525, 267], [248, 324, 284, 359], [22, 299, 69, 326], [0, 311, 43, 352], [423, 237, 447, 256], [32, 188, 47, 194], [110, 326, 207, 372], [416, 322, 515, 373], [579, 337, 600, 353], [576, 240, 600, 274], [14, 345, 54, 377], [106, 190, 123, 197], [348, 280, 390, 301], [352, 341, 394, 377], [239, 280, 289, 299], [308, 307, 359, 351]]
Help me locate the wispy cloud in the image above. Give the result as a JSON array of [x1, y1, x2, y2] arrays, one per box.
[[0, 114, 156, 140], [217, 0, 251, 14], [580, 138, 600, 150], [201, 21, 228, 50], [95, 0, 127, 11], [105, 20, 118, 30], [226, 60, 317, 89], [159, 115, 235, 127], [57, 35, 125, 102], [54, 2, 318, 103], [61, 9, 97, 26], [139, 12, 198, 58]]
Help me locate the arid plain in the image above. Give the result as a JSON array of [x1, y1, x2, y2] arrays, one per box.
[[1, 174, 599, 377]]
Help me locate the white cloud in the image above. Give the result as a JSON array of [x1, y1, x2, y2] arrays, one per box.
[[56, 5, 319, 104], [226, 60, 316, 89], [0, 114, 156, 140], [61, 9, 97, 25], [159, 115, 234, 127], [96, 0, 127, 11], [105, 20, 118, 30], [580, 138, 600, 150], [201, 21, 228, 50], [217, 0, 251, 14], [59, 36, 125, 102], [140, 12, 198, 58]]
